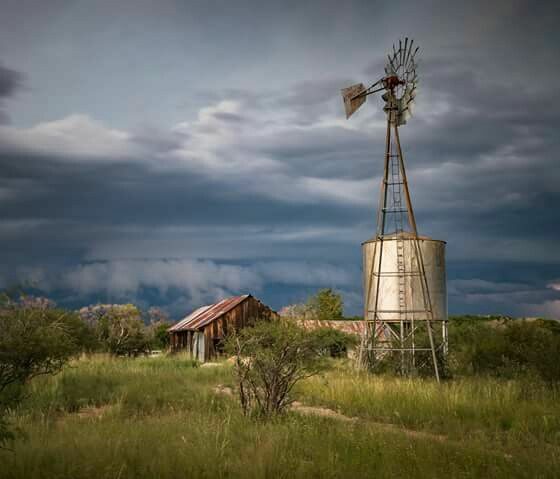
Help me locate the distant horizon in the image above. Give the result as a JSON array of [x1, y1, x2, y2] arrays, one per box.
[[4, 286, 560, 323]]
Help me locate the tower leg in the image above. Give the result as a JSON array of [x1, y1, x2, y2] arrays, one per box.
[[399, 319, 405, 375], [442, 320, 449, 358]]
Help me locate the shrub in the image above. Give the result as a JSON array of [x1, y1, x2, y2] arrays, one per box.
[[0, 299, 82, 445], [225, 321, 328, 418], [449, 317, 560, 383], [312, 327, 358, 357], [78, 304, 149, 356]]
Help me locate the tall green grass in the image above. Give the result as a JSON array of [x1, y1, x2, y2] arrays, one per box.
[[301, 362, 560, 440], [19, 354, 228, 416], [1, 355, 559, 478]]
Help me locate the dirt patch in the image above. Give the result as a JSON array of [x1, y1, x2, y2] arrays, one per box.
[[290, 402, 448, 442], [210, 384, 451, 443], [56, 405, 113, 423], [290, 401, 358, 422], [288, 400, 448, 441], [366, 420, 447, 442], [75, 405, 113, 419], [210, 384, 520, 461], [289, 401, 516, 459], [213, 384, 234, 396], [201, 362, 223, 368]]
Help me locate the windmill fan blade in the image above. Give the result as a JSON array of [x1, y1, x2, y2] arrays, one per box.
[[408, 101, 415, 115], [404, 38, 408, 63], [405, 39, 414, 67], [398, 108, 411, 126], [341, 83, 367, 118], [392, 44, 398, 68], [387, 54, 396, 74], [409, 46, 419, 66]]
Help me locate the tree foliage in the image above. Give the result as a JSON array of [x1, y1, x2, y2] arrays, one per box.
[[0, 297, 82, 445], [449, 317, 560, 382], [307, 288, 344, 321], [145, 307, 172, 350], [225, 321, 328, 418], [280, 289, 345, 321], [78, 304, 149, 356], [312, 327, 358, 357], [278, 303, 313, 319]]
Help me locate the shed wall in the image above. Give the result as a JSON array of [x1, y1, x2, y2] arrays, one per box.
[[203, 296, 277, 360], [171, 296, 277, 361]]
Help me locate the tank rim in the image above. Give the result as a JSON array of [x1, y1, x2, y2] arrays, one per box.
[[361, 234, 446, 245]]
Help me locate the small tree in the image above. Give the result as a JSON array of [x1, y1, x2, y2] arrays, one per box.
[[225, 321, 327, 418], [0, 297, 82, 445], [307, 288, 344, 321], [145, 307, 172, 350], [78, 304, 149, 356]]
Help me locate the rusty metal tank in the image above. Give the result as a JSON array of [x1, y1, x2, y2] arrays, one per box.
[[362, 232, 447, 322]]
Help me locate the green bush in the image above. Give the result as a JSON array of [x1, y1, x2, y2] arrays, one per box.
[[312, 327, 358, 357], [78, 304, 150, 356], [225, 321, 328, 418], [0, 300, 83, 444], [307, 288, 344, 321], [449, 317, 560, 383]]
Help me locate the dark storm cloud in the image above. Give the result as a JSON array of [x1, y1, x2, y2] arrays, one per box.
[[130, 126, 184, 153], [0, 150, 366, 263], [0, 0, 559, 317], [0, 63, 23, 123], [2, 61, 560, 315], [0, 64, 22, 98]]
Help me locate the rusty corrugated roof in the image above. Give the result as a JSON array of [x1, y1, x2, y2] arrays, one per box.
[[168, 295, 250, 332]]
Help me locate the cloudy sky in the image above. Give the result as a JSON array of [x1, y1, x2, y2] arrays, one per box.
[[1, 0, 559, 319]]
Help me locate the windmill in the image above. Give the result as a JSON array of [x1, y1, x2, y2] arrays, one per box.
[[342, 39, 448, 381]]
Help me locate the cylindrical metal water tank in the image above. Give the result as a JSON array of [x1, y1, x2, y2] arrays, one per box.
[[362, 233, 447, 322]]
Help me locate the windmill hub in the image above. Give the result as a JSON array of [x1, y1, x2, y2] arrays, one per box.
[[383, 75, 405, 91]]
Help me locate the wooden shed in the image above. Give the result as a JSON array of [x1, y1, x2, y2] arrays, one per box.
[[168, 294, 277, 362]]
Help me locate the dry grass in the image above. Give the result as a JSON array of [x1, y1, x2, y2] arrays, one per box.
[[1, 355, 559, 478]]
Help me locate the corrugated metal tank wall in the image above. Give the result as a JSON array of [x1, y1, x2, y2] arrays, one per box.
[[362, 234, 447, 322]]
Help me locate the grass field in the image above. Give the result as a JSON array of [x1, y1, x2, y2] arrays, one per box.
[[1, 355, 559, 478]]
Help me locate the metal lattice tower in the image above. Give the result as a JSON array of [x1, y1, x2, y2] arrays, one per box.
[[341, 38, 448, 381]]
